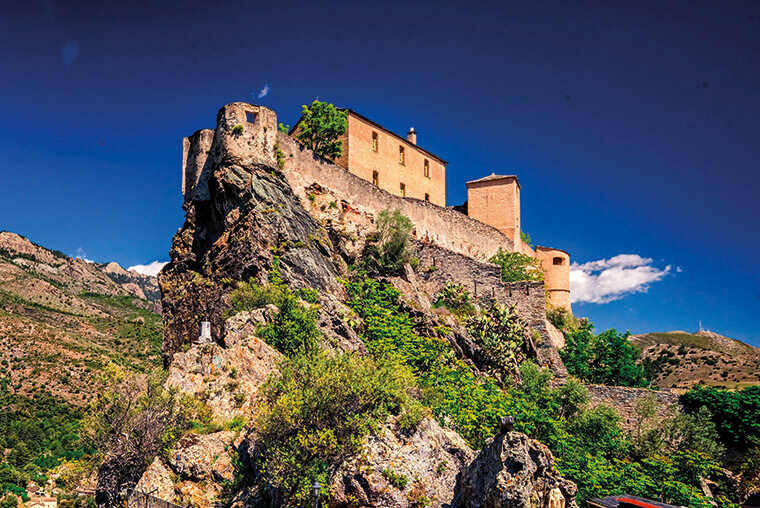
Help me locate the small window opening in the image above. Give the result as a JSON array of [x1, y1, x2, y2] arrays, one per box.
[[400, 183, 406, 196], [423, 159, 430, 178], [372, 132, 378, 152], [399, 146, 405, 165], [553, 257, 564, 265], [245, 112, 257, 124], [424, 193, 430, 202], [372, 171, 379, 187]]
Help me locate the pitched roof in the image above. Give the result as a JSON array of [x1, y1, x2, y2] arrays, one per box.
[[588, 495, 681, 508], [466, 173, 521, 187], [289, 108, 448, 165]]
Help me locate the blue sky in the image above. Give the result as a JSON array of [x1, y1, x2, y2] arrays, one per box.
[[1, 0, 758, 345]]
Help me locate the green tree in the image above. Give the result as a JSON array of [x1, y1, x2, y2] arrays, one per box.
[[295, 100, 347, 160], [560, 324, 648, 387], [489, 248, 544, 283]]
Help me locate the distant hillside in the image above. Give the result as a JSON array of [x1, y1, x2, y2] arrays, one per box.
[[0, 231, 163, 406], [630, 329, 760, 389]]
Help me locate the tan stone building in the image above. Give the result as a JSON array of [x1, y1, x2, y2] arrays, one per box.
[[466, 173, 571, 312], [292, 109, 448, 207]]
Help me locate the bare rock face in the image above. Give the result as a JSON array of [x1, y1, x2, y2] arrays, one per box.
[[166, 315, 281, 422], [134, 458, 176, 503], [169, 431, 237, 483], [330, 417, 475, 508], [459, 432, 577, 508]]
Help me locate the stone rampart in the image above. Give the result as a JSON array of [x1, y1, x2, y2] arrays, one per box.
[[585, 384, 680, 431], [277, 133, 515, 263], [413, 243, 567, 379]]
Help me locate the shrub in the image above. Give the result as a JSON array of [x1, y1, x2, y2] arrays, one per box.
[[432, 282, 475, 317], [546, 307, 579, 331], [278, 123, 290, 134], [258, 290, 321, 358], [381, 468, 409, 490], [466, 302, 524, 374], [489, 248, 544, 283], [227, 279, 283, 314], [255, 351, 420, 505], [232, 124, 244, 135], [363, 208, 414, 275], [520, 230, 534, 248]]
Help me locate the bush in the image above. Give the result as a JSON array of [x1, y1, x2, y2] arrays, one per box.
[[489, 248, 544, 283], [255, 351, 421, 505], [381, 468, 409, 489], [466, 301, 523, 374], [546, 307, 580, 331], [258, 290, 321, 358], [227, 279, 283, 314], [363, 208, 414, 275], [432, 282, 475, 317], [232, 124, 244, 135]]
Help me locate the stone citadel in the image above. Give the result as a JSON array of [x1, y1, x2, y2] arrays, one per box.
[[181, 103, 572, 311]]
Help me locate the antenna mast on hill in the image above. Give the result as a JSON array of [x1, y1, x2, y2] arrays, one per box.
[[699, 320, 704, 332]]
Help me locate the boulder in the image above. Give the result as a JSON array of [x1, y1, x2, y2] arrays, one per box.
[[169, 431, 236, 483], [330, 416, 475, 508], [133, 458, 175, 503], [459, 432, 577, 508]]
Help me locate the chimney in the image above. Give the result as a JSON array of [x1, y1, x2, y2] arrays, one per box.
[[407, 127, 417, 145]]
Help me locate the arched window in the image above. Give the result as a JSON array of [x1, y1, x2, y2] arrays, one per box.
[[553, 257, 564, 265]]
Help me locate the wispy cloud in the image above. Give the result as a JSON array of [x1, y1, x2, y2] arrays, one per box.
[[128, 261, 167, 277], [74, 247, 92, 263], [570, 254, 671, 304], [256, 83, 270, 99], [62, 41, 79, 70]]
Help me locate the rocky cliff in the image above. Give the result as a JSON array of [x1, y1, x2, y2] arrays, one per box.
[[140, 103, 577, 508]]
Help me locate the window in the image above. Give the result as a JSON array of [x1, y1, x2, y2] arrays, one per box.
[[400, 183, 406, 196], [423, 159, 430, 178], [399, 146, 405, 165], [245, 111, 256, 124], [372, 132, 378, 152], [553, 257, 564, 265], [372, 171, 379, 187], [424, 193, 430, 202]]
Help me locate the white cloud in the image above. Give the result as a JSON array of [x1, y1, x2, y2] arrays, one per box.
[[256, 83, 270, 99], [74, 247, 92, 263], [570, 254, 671, 304], [128, 261, 167, 277], [62, 41, 79, 70]]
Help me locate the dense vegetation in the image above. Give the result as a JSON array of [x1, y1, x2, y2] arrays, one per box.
[[0, 389, 90, 501], [559, 322, 649, 387], [681, 385, 760, 448]]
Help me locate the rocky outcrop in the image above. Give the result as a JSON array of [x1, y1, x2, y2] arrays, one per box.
[[330, 417, 475, 508], [459, 432, 577, 508]]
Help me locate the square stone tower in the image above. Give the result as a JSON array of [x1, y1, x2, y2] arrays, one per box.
[[466, 174, 521, 246]]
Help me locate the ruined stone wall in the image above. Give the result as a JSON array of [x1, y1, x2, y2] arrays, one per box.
[[585, 384, 680, 431], [277, 132, 515, 262], [413, 243, 567, 379], [181, 129, 214, 202]]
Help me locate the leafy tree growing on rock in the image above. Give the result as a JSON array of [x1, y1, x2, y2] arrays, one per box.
[[489, 248, 544, 283], [295, 100, 347, 160], [362, 208, 414, 275]]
